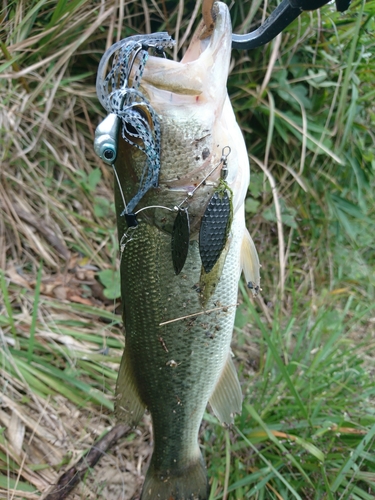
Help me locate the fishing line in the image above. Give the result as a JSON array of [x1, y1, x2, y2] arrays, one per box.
[[119, 226, 138, 263], [135, 205, 175, 215], [112, 164, 128, 214]]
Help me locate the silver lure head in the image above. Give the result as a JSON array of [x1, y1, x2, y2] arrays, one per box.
[[94, 113, 121, 165]]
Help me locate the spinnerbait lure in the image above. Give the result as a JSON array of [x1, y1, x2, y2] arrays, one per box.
[[95, 33, 175, 215], [170, 148, 233, 275]]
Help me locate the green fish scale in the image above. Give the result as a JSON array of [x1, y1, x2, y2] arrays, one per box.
[[115, 114, 220, 237], [119, 220, 240, 471]]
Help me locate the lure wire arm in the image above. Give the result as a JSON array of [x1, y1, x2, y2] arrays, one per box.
[[175, 146, 231, 210], [231, 0, 352, 50]]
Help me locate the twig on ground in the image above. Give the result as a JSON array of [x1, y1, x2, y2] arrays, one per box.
[[4, 201, 70, 260], [43, 423, 131, 500]]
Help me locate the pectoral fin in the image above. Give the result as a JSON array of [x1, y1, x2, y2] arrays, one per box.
[[241, 229, 261, 295], [115, 347, 145, 426], [209, 354, 242, 425]]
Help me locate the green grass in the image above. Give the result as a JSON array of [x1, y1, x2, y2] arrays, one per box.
[[205, 289, 375, 499], [0, 0, 374, 498]]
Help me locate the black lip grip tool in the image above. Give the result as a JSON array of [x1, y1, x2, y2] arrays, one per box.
[[232, 0, 352, 50]]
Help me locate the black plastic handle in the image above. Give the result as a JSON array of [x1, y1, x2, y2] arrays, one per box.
[[232, 0, 351, 50]]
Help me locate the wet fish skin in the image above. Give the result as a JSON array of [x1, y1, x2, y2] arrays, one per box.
[[116, 216, 244, 498], [113, 3, 260, 499]]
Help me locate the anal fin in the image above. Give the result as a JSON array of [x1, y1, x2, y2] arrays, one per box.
[[209, 354, 242, 425], [115, 346, 145, 426], [241, 228, 261, 295]]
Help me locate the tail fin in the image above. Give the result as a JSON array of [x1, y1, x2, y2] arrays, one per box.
[[141, 456, 208, 500]]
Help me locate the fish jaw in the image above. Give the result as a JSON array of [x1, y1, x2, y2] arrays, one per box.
[[115, 1, 249, 235], [141, 2, 232, 101], [139, 0, 233, 176]]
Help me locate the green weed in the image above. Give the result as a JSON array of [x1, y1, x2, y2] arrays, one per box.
[[0, 0, 374, 498]]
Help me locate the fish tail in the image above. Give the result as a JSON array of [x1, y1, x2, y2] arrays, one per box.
[[141, 456, 208, 500]]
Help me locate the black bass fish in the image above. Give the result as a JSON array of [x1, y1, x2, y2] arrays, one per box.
[[95, 2, 260, 498]]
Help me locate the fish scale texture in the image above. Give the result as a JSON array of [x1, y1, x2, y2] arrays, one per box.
[[117, 209, 243, 499]]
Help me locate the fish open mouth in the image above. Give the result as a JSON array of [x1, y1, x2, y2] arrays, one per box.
[[140, 1, 232, 97], [180, 2, 231, 64]]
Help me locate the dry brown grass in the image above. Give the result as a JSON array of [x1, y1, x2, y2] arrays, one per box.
[[0, 0, 213, 496], [1, 0, 374, 498], [1, 1, 143, 497]]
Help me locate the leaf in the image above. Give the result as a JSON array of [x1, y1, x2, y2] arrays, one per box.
[[235, 303, 250, 329], [0, 474, 35, 492], [330, 194, 370, 221], [245, 197, 260, 214], [331, 423, 375, 492], [262, 198, 297, 229], [93, 196, 113, 218], [97, 269, 121, 299], [87, 168, 102, 191], [307, 69, 329, 84], [249, 172, 265, 198]]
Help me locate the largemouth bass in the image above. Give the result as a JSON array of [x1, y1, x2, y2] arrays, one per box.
[[95, 2, 260, 498]]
